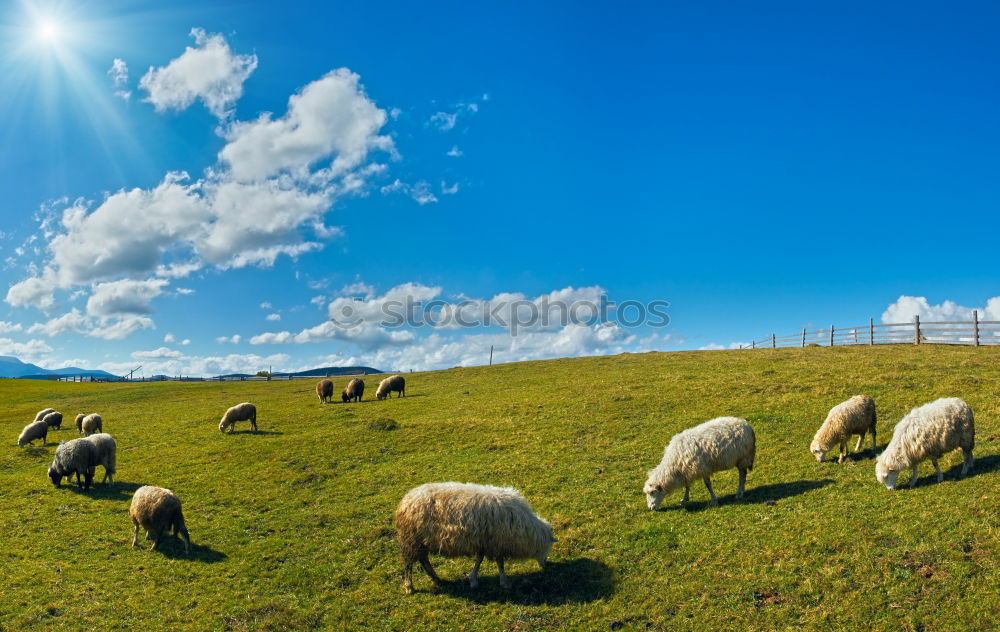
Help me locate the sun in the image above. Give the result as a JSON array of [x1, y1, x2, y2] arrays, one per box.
[[36, 19, 61, 43]]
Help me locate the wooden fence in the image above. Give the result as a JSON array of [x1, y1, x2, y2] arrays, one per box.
[[745, 311, 1000, 349]]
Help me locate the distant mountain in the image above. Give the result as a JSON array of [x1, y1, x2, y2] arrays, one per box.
[[279, 366, 382, 378], [0, 356, 119, 379]]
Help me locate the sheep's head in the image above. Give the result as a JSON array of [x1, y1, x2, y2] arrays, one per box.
[[48, 465, 62, 488], [342, 392, 350, 403], [376, 391, 386, 400], [809, 439, 826, 462], [535, 522, 558, 568], [875, 460, 898, 490], [218, 420, 228, 433]]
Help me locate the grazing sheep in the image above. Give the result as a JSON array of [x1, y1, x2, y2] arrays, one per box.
[[876, 397, 975, 490], [47, 438, 98, 491], [810, 395, 877, 463], [643, 416, 756, 510], [395, 482, 556, 593], [129, 486, 190, 555], [82, 433, 116, 485], [34, 408, 56, 422], [18, 420, 49, 447], [75, 414, 85, 433], [81, 414, 103, 436], [342, 378, 365, 403], [316, 379, 334, 404], [219, 402, 257, 433], [41, 411, 63, 430], [376, 375, 406, 400]]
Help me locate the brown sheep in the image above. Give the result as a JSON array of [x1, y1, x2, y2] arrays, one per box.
[[316, 379, 334, 403], [375, 375, 406, 400], [219, 402, 257, 433], [342, 378, 365, 403], [129, 486, 190, 554]]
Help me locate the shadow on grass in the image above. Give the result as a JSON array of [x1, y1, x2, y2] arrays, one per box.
[[434, 558, 613, 605], [21, 445, 51, 457], [59, 480, 146, 501], [661, 478, 835, 511], [225, 429, 284, 436], [909, 453, 1000, 487], [158, 540, 227, 563]]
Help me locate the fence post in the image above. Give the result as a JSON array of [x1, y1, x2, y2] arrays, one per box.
[[829, 325, 835, 346], [914, 315, 920, 344], [869, 318, 874, 345], [752, 340, 755, 349], [801, 328, 806, 347], [973, 310, 980, 346], [772, 333, 776, 348]]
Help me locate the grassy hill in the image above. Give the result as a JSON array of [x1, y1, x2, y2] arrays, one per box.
[[1, 346, 998, 631]]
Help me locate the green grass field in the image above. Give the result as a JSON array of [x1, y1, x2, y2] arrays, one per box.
[[1, 345, 998, 631]]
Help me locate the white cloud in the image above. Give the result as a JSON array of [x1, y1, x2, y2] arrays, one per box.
[[881, 295, 1000, 324], [698, 342, 748, 351], [164, 333, 176, 343], [28, 309, 89, 337], [108, 58, 131, 101], [216, 334, 241, 344], [176, 287, 195, 295], [89, 316, 155, 340], [100, 352, 292, 378], [28, 309, 154, 340], [260, 301, 272, 309], [139, 28, 257, 118], [86, 278, 169, 317], [310, 295, 327, 308], [132, 346, 183, 360], [446, 145, 462, 157], [381, 179, 437, 205], [181, 339, 191, 345], [265, 313, 281, 321], [441, 181, 458, 195], [428, 111, 457, 131], [8, 63, 394, 318], [219, 67, 392, 182], [0, 337, 52, 359], [0, 321, 23, 334]]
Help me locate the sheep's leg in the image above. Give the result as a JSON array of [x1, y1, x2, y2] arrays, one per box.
[[961, 448, 974, 477], [468, 554, 484, 589], [854, 433, 864, 453], [496, 557, 509, 589], [838, 442, 847, 464], [704, 477, 718, 506], [418, 553, 442, 586], [402, 556, 415, 594], [131, 519, 140, 548], [908, 468, 918, 488], [871, 430, 877, 451], [680, 485, 690, 506], [932, 459, 943, 483], [737, 468, 747, 499], [150, 528, 163, 551]]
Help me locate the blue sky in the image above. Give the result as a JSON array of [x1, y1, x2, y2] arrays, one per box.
[[0, 0, 998, 375]]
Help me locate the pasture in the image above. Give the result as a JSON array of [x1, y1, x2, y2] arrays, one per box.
[[0, 345, 998, 631]]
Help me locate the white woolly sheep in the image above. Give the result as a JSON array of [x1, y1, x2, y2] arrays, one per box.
[[83, 433, 116, 485], [129, 486, 190, 554], [316, 379, 334, 403], [395, 482, 557, 593], [342, 378, 365, 403], [810, 395, 877, 463], [75, 413, 85, 433], [18, 420, 49, 448], [42, 411, 63, 429], [48, 438, 99, 491], [81, 414, 103, 436], [219, 402, 257, 433], [34, 408, 56, 422], [643, 416, 756, 509], [875, 397, 974, 490], [376, 375, 406, 400]]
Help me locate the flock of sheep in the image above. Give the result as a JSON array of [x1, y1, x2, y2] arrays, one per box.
[[14, 373, 410, 554], [13, 378, 981, 595], [399, 394, 979, 593]]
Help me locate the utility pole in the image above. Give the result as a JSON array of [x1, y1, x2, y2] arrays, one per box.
[[489, 345, 494, 366]]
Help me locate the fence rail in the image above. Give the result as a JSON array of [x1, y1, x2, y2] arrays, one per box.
[[53, 372, 373, 383], [745, 311, 1000, 349]]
